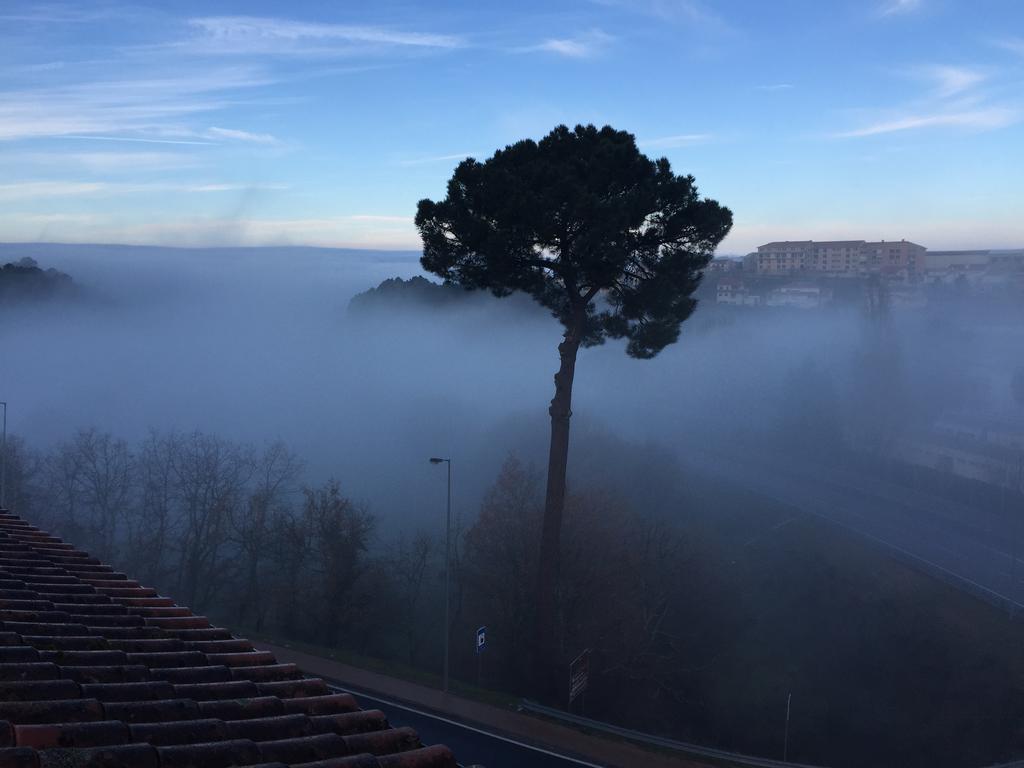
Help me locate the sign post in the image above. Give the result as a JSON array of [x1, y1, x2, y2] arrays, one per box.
[[475, 626, 486, 688], [568, 648, 590, 713]]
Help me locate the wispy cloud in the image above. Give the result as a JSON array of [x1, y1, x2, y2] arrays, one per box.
[[529, 29, 613, 58], [186, 16, 464, 57], [0, 181, 108, 200], [916, 65, 986, 97], [0, 180, 288, 201], [346, 215, 411, 223], [0, 151, 199, 173], [0, 6, 122, 24], [995, 37, 1024, 57], [639, 133, 713, 149], [64, 135, 216, 146], [878, 0, 923, 17], [0, 67, 276, 142], [204, 127, 278, 144], [755, 83, 794, 92], [0, 214, 420, 250], [396, 152, 478, 166], [592, 0, 727, 26], [838, 58, 1015, 138], [836, 107, 1019, 137]]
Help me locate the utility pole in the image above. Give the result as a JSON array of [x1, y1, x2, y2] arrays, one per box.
[[1011, 455, 1022, 618], [783, 692, 792, 762], [0, 401, 7, 511], [429, 457, 452, 694], [1015, 455, 1024, 614]]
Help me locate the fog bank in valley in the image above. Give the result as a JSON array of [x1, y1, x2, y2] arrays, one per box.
[[1, 242, 1018, 529]]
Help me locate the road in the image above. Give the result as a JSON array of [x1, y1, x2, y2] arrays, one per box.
[[261, 642, 707, 768], [684, 448, 1024, 609], [327, 683, 604, 768]]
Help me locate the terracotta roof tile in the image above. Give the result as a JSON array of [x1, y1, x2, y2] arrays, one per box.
[[308, 712, 388, 736], [128, 718, 227, 746], [221, 714, 310, 742], [149, 666, 232, 685], [0, 511, 458, 768]]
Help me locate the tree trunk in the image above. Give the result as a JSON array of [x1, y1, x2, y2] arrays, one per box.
[[535, 323, 581, 698]]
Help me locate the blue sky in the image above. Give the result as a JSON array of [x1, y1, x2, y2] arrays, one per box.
[[1, 0, 1022, 253]]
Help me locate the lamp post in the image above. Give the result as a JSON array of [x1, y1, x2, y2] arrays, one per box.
[[429, 457, 452, 694], [0, 401, 7, 511], [783, 692, 792, 762]]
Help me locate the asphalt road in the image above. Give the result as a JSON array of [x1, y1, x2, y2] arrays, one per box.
[[327, 684, 605, 768], [684, 448, 1024, 608]]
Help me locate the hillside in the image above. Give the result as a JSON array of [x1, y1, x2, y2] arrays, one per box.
[[0, 257, 74, 304], [635, 473, 1024, 768]]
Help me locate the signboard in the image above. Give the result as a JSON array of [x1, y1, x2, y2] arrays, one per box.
[[568, 648, 590, 704], [476, 626, 486, 654]]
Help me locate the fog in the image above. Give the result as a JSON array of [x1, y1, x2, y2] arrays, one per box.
[[1, 241, 1021, 534], [7, 242, 1024, 767]]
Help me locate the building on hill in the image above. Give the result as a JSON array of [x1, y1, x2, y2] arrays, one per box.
[[706, 257, 743, 273], [924, 249, 992, 274], [990, 249, 1024, 271], [765, 283, 833, 309], [0, 509, 457, 768], [716, 280, 763, 306], [754, 240, 926, 276]]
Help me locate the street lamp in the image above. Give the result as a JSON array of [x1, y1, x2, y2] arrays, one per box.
[[429, 457, 452, 694], [0, 401, 7, 511], [782, 692, 793, 761]]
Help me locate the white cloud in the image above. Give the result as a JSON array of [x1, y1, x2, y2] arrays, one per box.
[[205, 126, 278, 144], [0, 67, 274, 142], [186, 16, 463, 57], [836, 107, 1019, 137], [755, 83, 794, 91], [836, 59, 1011, 138], [995, 37, 1024, 57], [0, 182, 109, 200], [878, 0, 923, 17], [0, 214, 420, 250], [590, 0, 733, 33], [0, 151, 198, 173], [397, 152, 478, 166], [917, 65, 985, 98], [639, 133, 713, 149], [64, 135, 216, 146], [346, 215, 411, 222], [530, 30, 613, 59], [0, 180, 288, 201]]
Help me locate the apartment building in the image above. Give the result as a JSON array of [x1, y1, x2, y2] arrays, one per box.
[[754, 239, 926, 276]]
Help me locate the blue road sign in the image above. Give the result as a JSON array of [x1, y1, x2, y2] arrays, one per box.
[[476, 626, 486, 653]]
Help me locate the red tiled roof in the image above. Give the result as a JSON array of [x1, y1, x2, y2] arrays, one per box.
[[0, 511, 457, 768]]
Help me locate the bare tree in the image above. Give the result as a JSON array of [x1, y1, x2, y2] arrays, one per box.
[[169, 431, 253, 610], [303, 480, 375, 647], [127, 430, 177, 583], [40, 435, 86, 540], [266, 507, 311, 638], [71, 428, 133, 561], [0, 436, 43, 519], [388, 530, 435, 665], [233, 441, 302, 630]]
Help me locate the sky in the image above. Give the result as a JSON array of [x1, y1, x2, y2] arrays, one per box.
[[1, 0, 1023, 254]]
